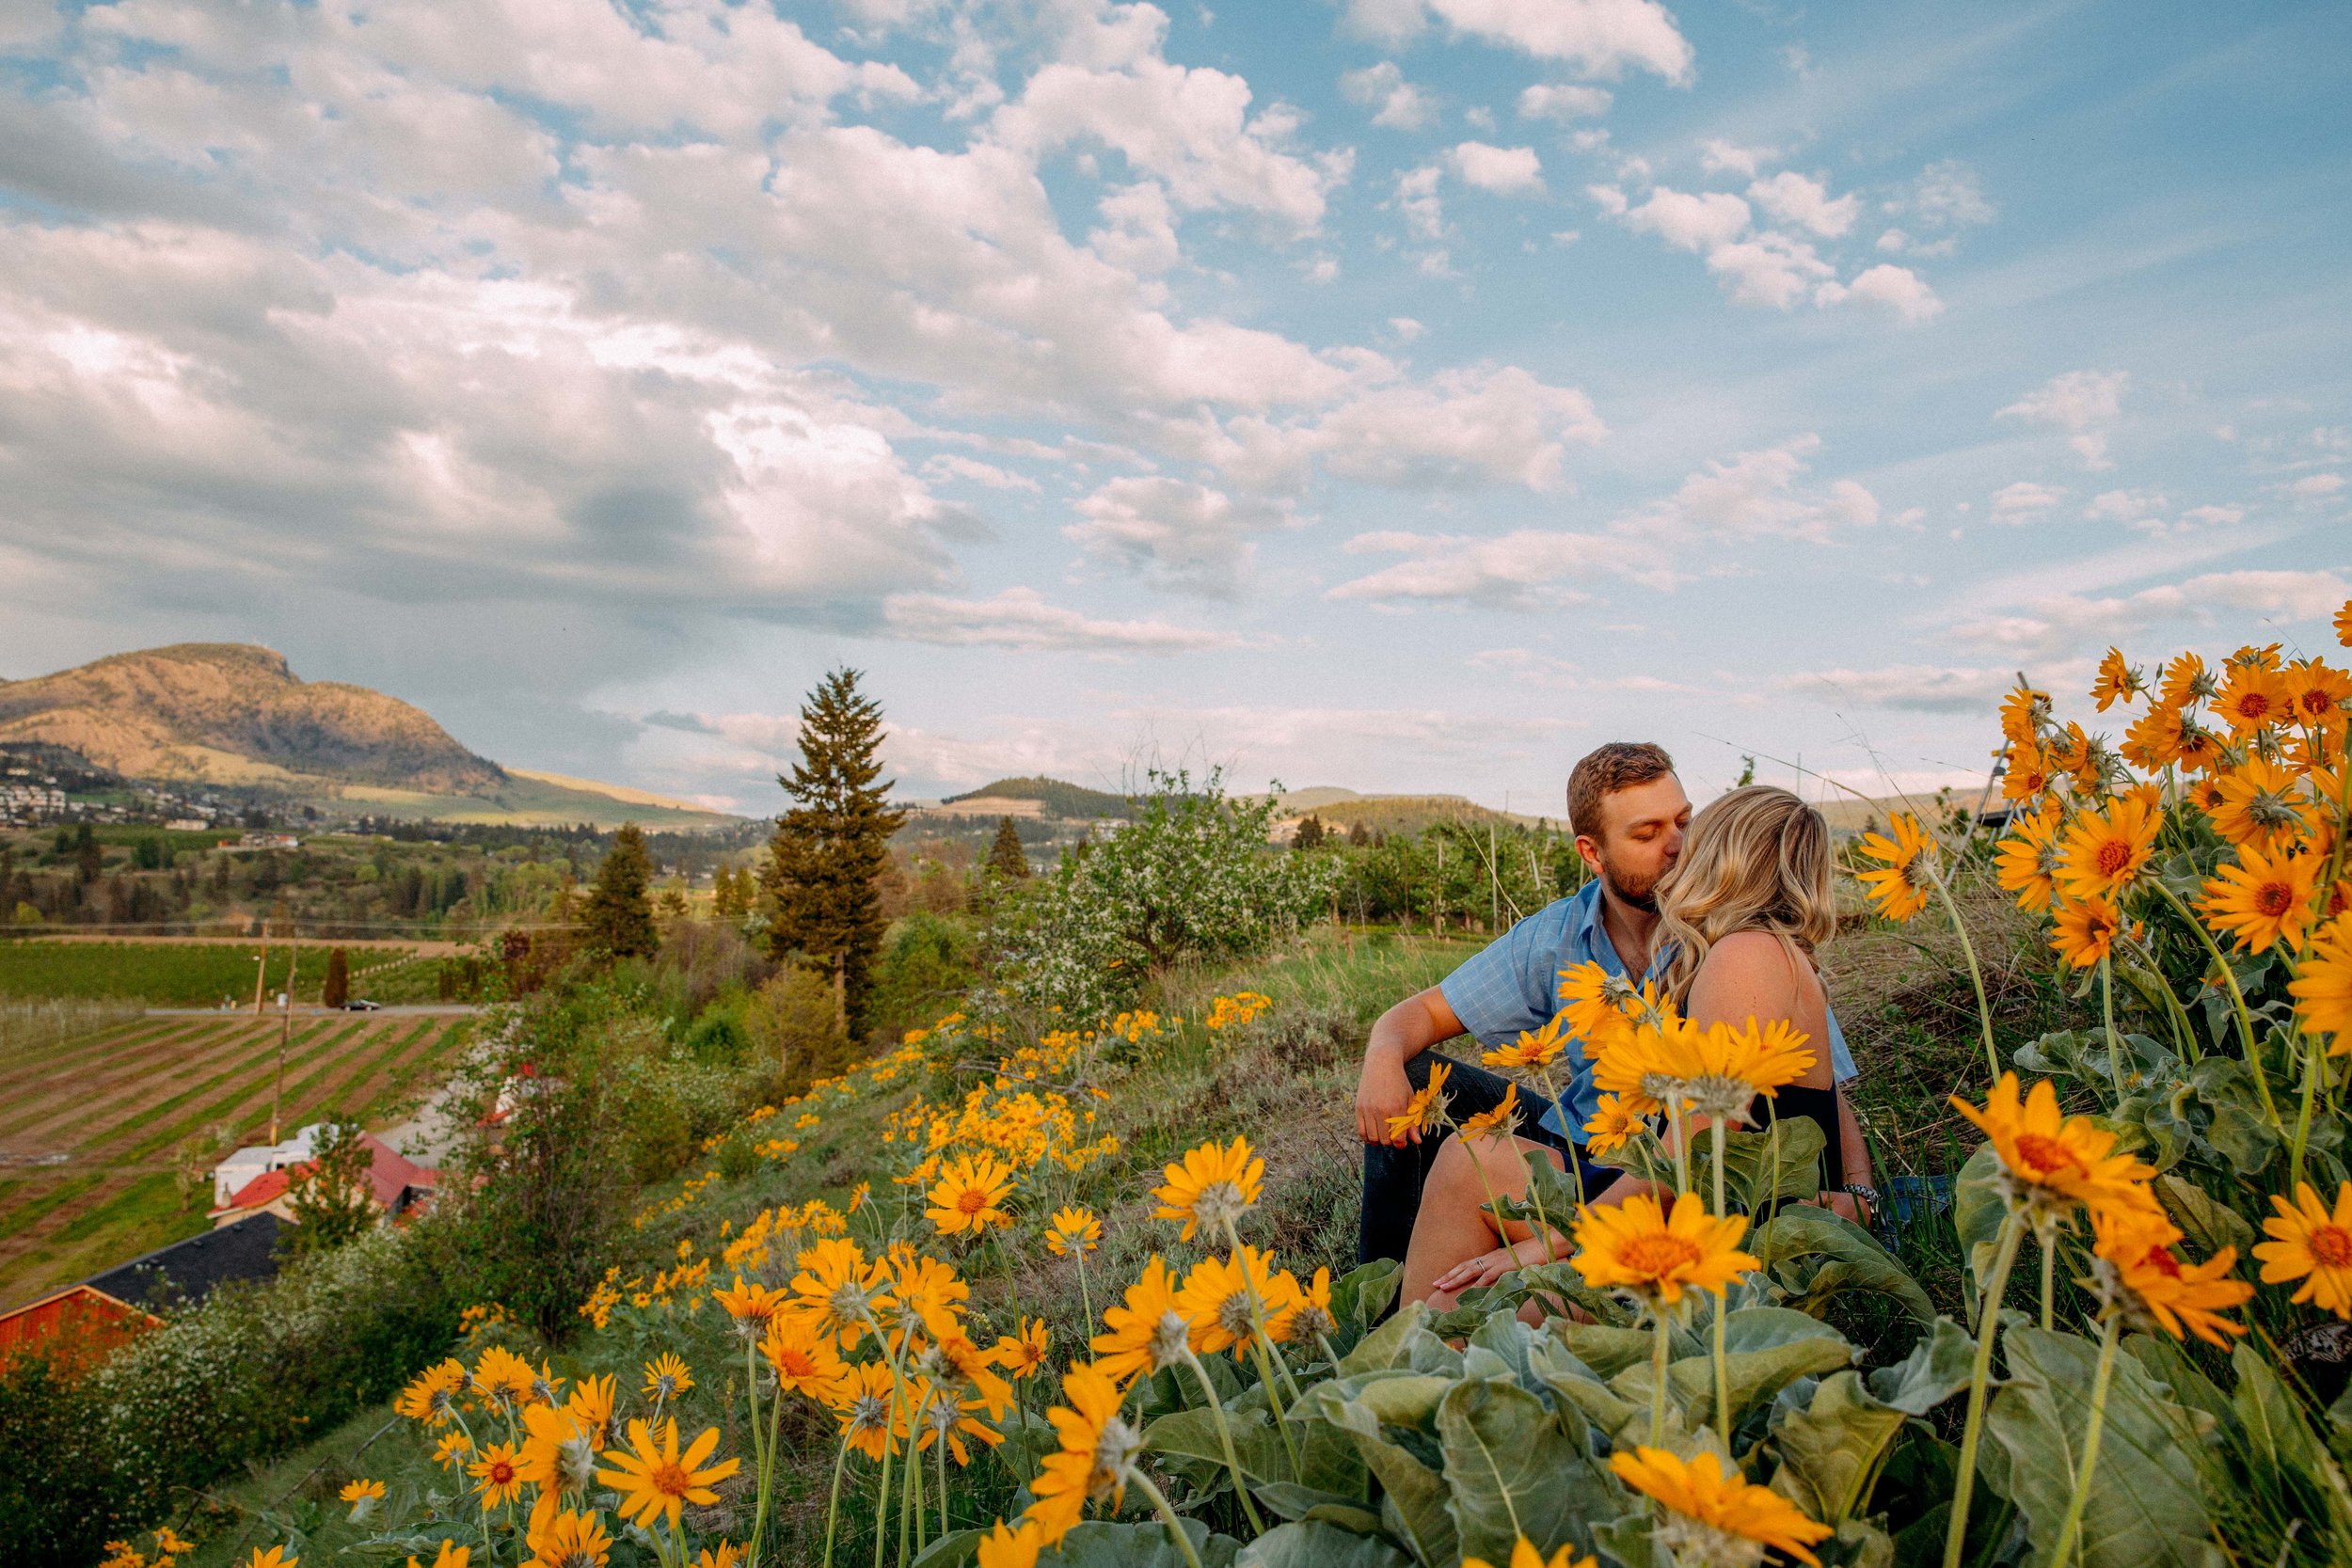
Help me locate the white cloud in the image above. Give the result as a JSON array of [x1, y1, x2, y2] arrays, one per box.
[[1327, 527, 1674, 607], [2085, 488, 2167, 525], [921, 453, 1041, 491], [1394, 164, 1448, 242], [880, 588, 1246, 653], [1779, 664, 2011, 713], [1316, 365, 1605, 490], [1622, 185, 1752, 252], [1990, 481, 2063, 525], [1067, 476, 1295, 598], [1745, 171, 1857, 238], [1340, 61, 1438, 130], [1388, 316, 1426, 341], [1627, 435, 1878, 541], [1699, 139, 1778, 178], [1815, 263, 1944, 323], [2284, 472, 2345, 498], [1997, 370, 2130, 469], [1708, 233, 1835, 310], [1954, 568, 2352, 660], [1901, 159, 1996, 229], [1518, 84, 1612, 120], [1344, 0, 1694, 84], [1450, 141, 1545, 196], [1089, 181, 1182, 273], [2181, 504, 2246, 527]]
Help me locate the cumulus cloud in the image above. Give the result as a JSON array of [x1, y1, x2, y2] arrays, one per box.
[[1814, 263, 1943, 323], [1450, 141, 1546, 196], [1954, 569, 2352, 660], [1327, 528, 1672, 608], [1990, 481, 2064, 524], [1623, 185, 1752, 251], [1341, 60, 1438, 130], [1626, 435, 1880, 542], [1518, 83, 1612, 120], [880, 588, 1248, 653], [1341, 0, 1693, 84], [1316, 365, 1605, 489], [1779, 664, 2012, 713], [1699, 140, 1778, 178], [1066, 476, 1295, 597], [1997, 370, 2129, 468], [1708, 232, 1836, 310], [1746, 172, 1857, 238]]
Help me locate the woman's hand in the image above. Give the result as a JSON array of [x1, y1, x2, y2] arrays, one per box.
[[1432, 1234, 1553, 1296]]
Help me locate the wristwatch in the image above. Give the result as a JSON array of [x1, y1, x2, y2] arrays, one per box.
[[1843, 1182, 1887, 1240]]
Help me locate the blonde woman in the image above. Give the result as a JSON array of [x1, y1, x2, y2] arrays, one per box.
[[1401, 784, 1874, 1310]]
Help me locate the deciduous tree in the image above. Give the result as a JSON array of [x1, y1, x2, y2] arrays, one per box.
[[283, 1117, 376, 1256]]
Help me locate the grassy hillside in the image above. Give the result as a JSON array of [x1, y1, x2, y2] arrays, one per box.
[[940, 775, 1133, 818]]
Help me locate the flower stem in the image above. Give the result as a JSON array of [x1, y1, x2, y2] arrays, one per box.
[[1076, 1252, 1095, 1338], [936, 1423, 950, 1544], [1648, 1307, 1672, 1446], [1710, 1139, 1732, 1448], [1929, 864, 2000, 1083], [1128, 1469, 1208, 1568], [1943, 1211, 2026, 1568], [2045, 1314, 2122, 1568], [2039, 1234, 2054, 1334], [2293, 1026, 2324, 1194], [821, 1437, 850, 1568], [749, 1360, 786, 1567], [2097, 958, 2120, 1114], [2151, 879, 2276, 1123], [1181, 1348, 1267, 1535]]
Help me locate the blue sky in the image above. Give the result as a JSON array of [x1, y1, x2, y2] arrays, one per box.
[[0, 0, 2344, 814]]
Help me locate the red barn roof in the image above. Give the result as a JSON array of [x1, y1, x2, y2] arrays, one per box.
[[214, 1133, 438, 1218]]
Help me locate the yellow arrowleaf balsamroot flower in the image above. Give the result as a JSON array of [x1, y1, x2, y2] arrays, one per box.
[[247, 1551, 298, 1568], [1091, 1255, 1195, 1385], [2090, 1209, 2251, 1346], [412, 1544, 469, 1568], [1994, 800, 2064, 912], [1385, 1061, 1454, 1140], [833, 1361, 907, 1461], [2121, 704, 2205, 771], [432, 1431, 473, 1470], [926, 1150, 1016, 1236], [761, 1313, 850, 1401], [1177, 1244, 1294, 1356], [474, 1345, 537, 1405], [565, 1372, 617, 1449], [2290, 914, 2352, 1050], [1043, 1205, 1103, 1257], [1024, 1362, 1142, 1549], [2283, 657, 2352, 733], [691, 1544, 742, 1568], [784, 1236, 892, 1351], [468, 1443, 525, 1510], [1608, 1447, 1833, 1568], [1570, 1191, 1757, 1306], [2091, 647, 2145, 710], [1463, 1540, 1597, 1568], [1582, 1092, 1645, 1156], [597, 1418, 740, 1535], [2054, 790, 2161, 902], [1482, 1012, 1570, 1071], [1855, 813, 1937, 923], [1556, 962, 1665, 1053], [517, 1400, 596, 1497], [2200, 843, 2319, 954], [2256, 1180, 2352, 1318], [1675, 1016, 1817, 1124], [2000, 740, 2054, 804], [1153, 1135, 1264, 1241], [712, 1275, 787, 1336], [1457, 1083, 1522, 1142], [520, 1508, 611, 1568], [339, 1479, 386, 1503], [1949, 1073, 2162, 1225], [991, 1316, 1052, 1379], [2338, 597, 2352, 647], [2049, 895, 2127, 969], [2000, 682, 2052, 747], [395, 1358, 468, 1425], [641, 1353, 693, 1402], [2209, 756, 2316, 850], [1266, 1264, 1335, 1347], [976, 1518, 1046, 1568], [2216, 661, 2292, 735], [2161, 651, 2218, 709]]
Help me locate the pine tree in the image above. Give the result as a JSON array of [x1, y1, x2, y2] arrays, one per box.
[[986, 816, 1030, 879], [322, 947, 350, 1008], [760, 668, 905, 1033], [74, 824, 101, 884], [1293, 815, 1326, 851], [579, 823, 659, 960], [1347, 820, 1371, 847], [283, 1117, 377, 1256]]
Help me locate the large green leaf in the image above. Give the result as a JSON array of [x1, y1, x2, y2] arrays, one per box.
[[1756, 1205, 1936, 1324], [1143, 1402, 1365, 1497], [1549, 1319, 1700, 1378], [914, 1520, 1242, 1568], [1325, 1390, 1459, 1568], [1772, 1370, 1910, 1523], [1235, 1521, 1416, 1568], [1331, 1259, 1404, 1341], [1864, 1318, 1975, 1415], [1615, 1334, 1852, 1432], [1436, 1377, 1625, 1565], [1685, 1116, 1828, 1212], [1949, 1143, 2006, 1320], [1527, 1336, 1642, 1442], [1983, 1326, 2222, 1568], [2122, 1334, 2234, 1436], [2228, 1341, 2352, 1537], [2153, 1174, 2255, 1258], [1342, 1303, 1465, 1378]]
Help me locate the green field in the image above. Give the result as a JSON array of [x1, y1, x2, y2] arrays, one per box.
[[0, 941, 414, 1006], [0, 1009, 475, 1308]]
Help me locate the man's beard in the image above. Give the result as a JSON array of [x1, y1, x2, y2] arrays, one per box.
[[1600, 862, 1661, 914]]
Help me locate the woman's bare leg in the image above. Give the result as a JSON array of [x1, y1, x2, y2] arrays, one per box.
[[1401, 1132, 1564, 1308]]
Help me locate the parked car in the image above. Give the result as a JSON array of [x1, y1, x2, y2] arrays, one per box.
[[342, 998, 384, 1011]]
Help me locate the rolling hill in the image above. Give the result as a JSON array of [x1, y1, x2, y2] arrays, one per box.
[[0, 643, 735, 829]]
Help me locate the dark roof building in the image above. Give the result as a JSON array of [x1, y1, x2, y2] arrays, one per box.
[[85, 1212, 286, 1311]]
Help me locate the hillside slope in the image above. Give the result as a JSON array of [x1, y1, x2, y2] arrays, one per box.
[[0, 643, 501, 792]]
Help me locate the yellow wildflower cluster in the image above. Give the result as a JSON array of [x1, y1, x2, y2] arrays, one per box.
[[1203, 990, 1274, 1030], [96, 1528, 193, 1568]]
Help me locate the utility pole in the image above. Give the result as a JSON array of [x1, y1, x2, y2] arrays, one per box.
[[251, 920, 270, 1015], [269, 928, 298, 1145]]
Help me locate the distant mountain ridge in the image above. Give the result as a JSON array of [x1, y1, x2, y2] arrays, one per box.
[[940, 775, 1134, 818], [0, 643, 502, 792], [0, 643, 734, 828]]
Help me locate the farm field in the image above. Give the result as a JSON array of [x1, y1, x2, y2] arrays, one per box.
[[0, 1007, 475, 1309], [0, 939, 423, 1006]]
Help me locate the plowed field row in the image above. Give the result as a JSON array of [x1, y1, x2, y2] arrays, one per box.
[[0, 1011, 474, 1309]]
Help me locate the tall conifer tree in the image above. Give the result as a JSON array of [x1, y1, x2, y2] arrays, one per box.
[[986, 816, 1030, 879], [579, 823, 658, 960], [761, 668, 904, 1032]]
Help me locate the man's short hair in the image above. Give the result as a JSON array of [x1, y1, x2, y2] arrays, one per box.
[[1566, 742, 1677, 839]]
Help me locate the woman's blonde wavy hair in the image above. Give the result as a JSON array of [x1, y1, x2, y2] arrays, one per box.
[[1653, 784, 1837, 1005]]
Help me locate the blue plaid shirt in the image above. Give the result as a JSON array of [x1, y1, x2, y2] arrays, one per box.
[[1438, 879, 1858, 1142]]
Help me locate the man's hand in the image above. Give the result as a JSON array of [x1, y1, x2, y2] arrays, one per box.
[[1356, 1046, 1416, 1147]]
